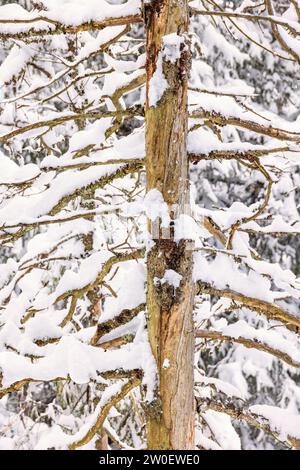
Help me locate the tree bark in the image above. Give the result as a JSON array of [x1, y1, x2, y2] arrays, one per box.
[[144, 0, 195, 450]]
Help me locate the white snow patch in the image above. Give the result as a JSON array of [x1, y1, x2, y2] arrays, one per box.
[[148, 52, 168, 107]]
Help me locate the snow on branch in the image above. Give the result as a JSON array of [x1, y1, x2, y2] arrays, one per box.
[[198, 399, 300, 450], [190, 108, 300, 143], [0, 107, 143, 143], [68, 375, 142, 450], [0, 1, 142, 40], [196, 281, 300, 333], [197, 327, 300, 369]]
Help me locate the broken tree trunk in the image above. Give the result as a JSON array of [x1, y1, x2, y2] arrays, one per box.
[[144, 0, 195, 450]]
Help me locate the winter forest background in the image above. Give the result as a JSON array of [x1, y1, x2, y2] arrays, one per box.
[[0, 0, 300, 451]]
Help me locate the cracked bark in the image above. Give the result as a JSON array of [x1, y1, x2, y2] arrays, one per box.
[[144, 0, 195, 450]]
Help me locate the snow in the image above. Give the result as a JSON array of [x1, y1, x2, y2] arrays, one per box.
[[188, 127, 284, 157], [0, 321, 51, 357], [104, 52, 146, 73], [41, 129, 145, 170], [221, 320, 300, 365], [0, 0, 300, 451], [195, 370, 244, 399], [114, 130, 145, 158], [202, 410, 241, 450], [68, 119, 112, 153], [162, 33, 184, 64], [196, 431, 222, 450], [277, 26, 300, 59], [193, 252, 277, 303], [0, 164, 125, 226], [0, 333, 155, 391], [0, 44, 34, 85], [250, 405, 300, 440], [143, 189, 170, 228], [41, 0, 141, 27], [148, 52, 168, 107], [162, 358, 170, 369], [98, 260, 146, 323], [198, 19, 248, 65], [0, 162, 40, 185], [174, 214, 206, 242], [217, 362, 249, 400], [189, 90, 300, 135], [0, 259, 17, 290], [0, 25, 128, 106], [0, 437, 14, 450], [155, 269, 182, 290], [244, 216, 300, 235], [0, 152, 18, 177], [24, 315, 63, 343], [101, 69, 144, 103], [98, 314, 142, 346], [0, 1, 141, 34]]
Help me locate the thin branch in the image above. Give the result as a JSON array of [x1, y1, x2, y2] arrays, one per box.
[[91, 303, 146, 345], [189, 146, 290, 163], [190, 8, 300, 38], [55, 249, 145, 304], [197, 329, 300, 368], [265, 0, 300, 63], [227, 160, 273, 248], [68, 375, 142, 450], [197, 399, 300, 449], [0, 14, 142, 40], [0, 162, 143, 246], [42, 158, 145, 172], [0, 26, 128, 104], [0, 106, 143, 143], [197, 282, 300, 332], [190, 109, 300, 142]]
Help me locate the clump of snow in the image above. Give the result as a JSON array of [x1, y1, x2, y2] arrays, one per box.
[[104, 51, 146, 73], [162, 358, 170, 369], [0, 164, 125, 226], [55, 250, 112, 298], [250, 405, 300, 440], [155, 269, 182, 289], [174, 213, 206, 242], [148, 52, 168, 107], [0, 44, 34, 85], [195, 369, 244, 399], [68, 119, 112, 153], [193, 252, 276, 303], [144, 189, 170, 228], [0, 1, 141, 34], [162, 33, 184, 64], [99, 260, 146, 323], [202, 410, 241, 450], [222, 319, 300, 365]]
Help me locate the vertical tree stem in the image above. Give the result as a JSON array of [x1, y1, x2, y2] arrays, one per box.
[[144, 0, 195, 450]]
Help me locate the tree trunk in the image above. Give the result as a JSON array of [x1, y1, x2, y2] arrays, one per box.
[[144, 0, 195, 450]]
